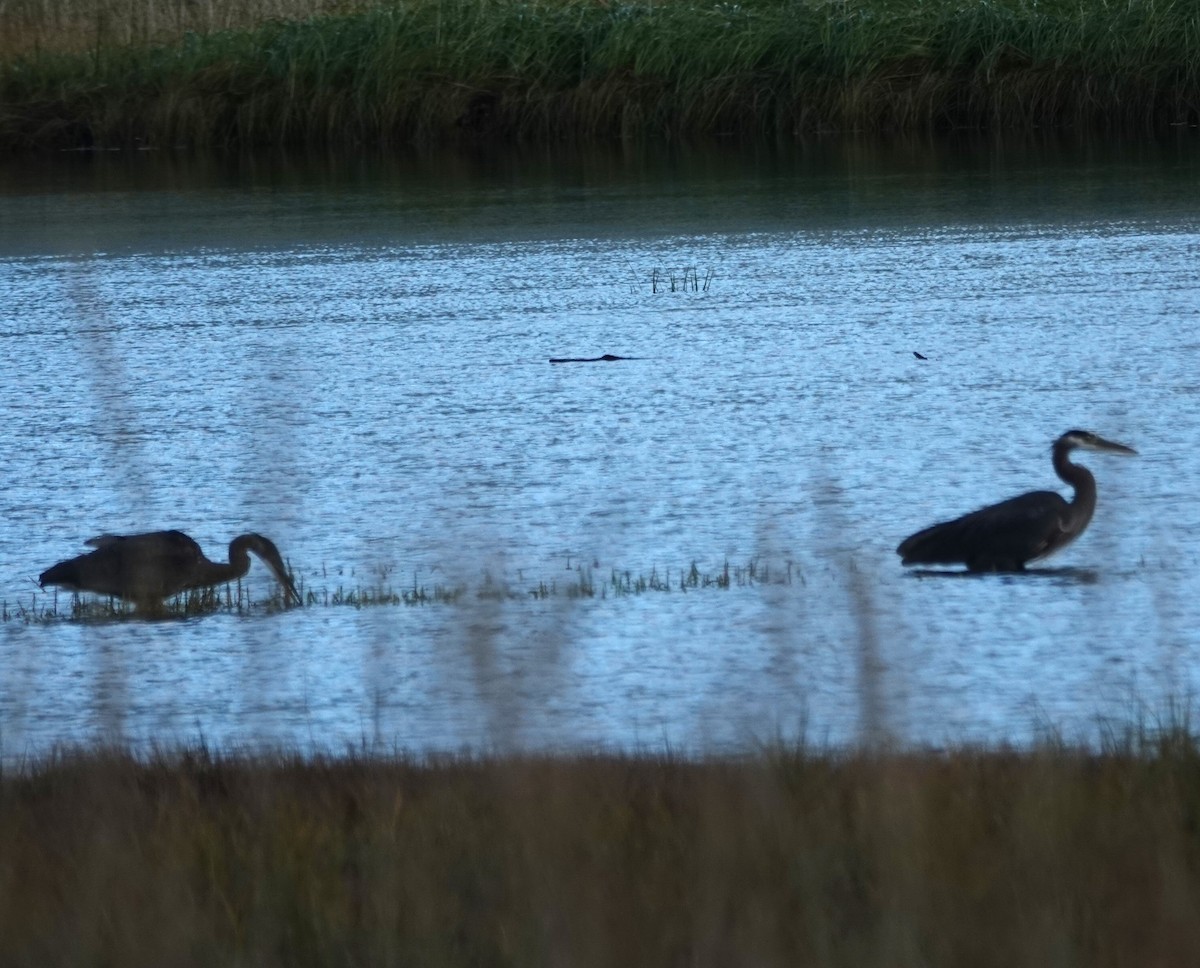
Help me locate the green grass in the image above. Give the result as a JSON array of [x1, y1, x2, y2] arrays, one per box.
[[2, 0, 1198, 149], [3, 733, 1200, 966]]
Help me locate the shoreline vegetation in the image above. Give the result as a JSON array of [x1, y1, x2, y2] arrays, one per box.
[[3, 736, 1200, 965], [2, 0, 1199, 150]]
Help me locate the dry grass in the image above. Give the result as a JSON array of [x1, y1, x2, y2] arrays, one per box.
[[3, 736, 1200, 966], [0, 0, 365, 58]]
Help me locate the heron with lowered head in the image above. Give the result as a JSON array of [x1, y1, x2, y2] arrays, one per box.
[[39, 530, 302, 612], [897, 429, 1137, 572]]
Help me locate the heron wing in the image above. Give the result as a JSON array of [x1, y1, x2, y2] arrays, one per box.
[[898, 490, 1070, 568], [84, 530, 202, 553]]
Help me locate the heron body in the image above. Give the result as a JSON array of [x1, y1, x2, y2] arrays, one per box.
[[39, 530, 301, 610], [897, 430, 1136, 572]]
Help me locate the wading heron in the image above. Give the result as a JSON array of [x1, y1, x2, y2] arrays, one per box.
[[39, 530, 302, 610], [896, 430, 1136, 572]]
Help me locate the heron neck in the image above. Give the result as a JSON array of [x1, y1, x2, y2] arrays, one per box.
[[226, 541, 255, 579], [1054, 444, 1097, 523], [197, 558, 249, 588]]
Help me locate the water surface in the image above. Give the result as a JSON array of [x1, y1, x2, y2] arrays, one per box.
[[2, 139, 1198, 757]]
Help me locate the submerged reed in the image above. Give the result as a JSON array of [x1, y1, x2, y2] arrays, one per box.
[[2, 736, 1200, 966], [2, 0, 1197, 149]]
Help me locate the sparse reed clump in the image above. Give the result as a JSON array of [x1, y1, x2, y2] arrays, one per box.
[[3, 737, 1200, 966], [1, 0, 1197, 149], [9, 558, 791, 621]]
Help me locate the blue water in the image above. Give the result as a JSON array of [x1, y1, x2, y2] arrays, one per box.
[[2, 140, 1198, 757]]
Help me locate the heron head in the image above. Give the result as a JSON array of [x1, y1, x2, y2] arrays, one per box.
[[1058, 430, 1138, 456]]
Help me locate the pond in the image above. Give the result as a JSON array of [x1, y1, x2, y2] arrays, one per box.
[[1, 137, 1198, 758]]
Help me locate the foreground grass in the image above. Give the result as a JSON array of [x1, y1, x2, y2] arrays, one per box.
[[2, 737, 1200, 966], [2, 0, 1198, 149]]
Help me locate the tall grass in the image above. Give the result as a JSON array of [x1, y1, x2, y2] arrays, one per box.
[[2, 0, 1198, 149], [3, 736, 1200, 966]]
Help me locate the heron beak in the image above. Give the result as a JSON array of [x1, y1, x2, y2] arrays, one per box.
[[1095, 436, 1138, 456], [279, 571, 302, 607], [281, 579, 302, 606], [254, 544, 303, 607]]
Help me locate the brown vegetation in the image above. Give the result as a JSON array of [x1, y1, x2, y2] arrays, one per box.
[[0, 0, 361, 58], [3, 739, 1200, 966]]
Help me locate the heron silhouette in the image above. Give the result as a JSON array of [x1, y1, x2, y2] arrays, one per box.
[[897, 430, 1136, 572], [39, 530, 302, 611]]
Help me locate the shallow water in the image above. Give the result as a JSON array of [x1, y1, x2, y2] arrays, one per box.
[[2, 139, 1198, 757]]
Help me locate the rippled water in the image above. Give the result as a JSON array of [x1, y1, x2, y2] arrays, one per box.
[[2, 140, 1198, 757]]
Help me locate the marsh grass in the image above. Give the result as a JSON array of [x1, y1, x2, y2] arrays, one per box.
[[3, 733, 1200, 966], [650, 265, 714, 293], [312, 556, 794, 602], [9, 557, 792, 621], [2, 0, 1198, 149]]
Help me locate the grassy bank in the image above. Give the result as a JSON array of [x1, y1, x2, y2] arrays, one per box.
[[2, 0, 1198, 150], [3, 737, 1200, 966]]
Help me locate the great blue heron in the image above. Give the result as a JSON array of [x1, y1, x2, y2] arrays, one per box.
[[39, 530, 302, 611], [897, 430, 1137, 572]]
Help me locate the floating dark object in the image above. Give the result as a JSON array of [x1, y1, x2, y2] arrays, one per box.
[[897, 430, 1136, 572], [913, 351, 929, 360], [548, 354, 639, 363], [39, 530, 302, 611]]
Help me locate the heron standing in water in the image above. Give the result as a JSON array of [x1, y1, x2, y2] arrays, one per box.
[[39, 530, 302, 611], [897, 430, 1137, 572]]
